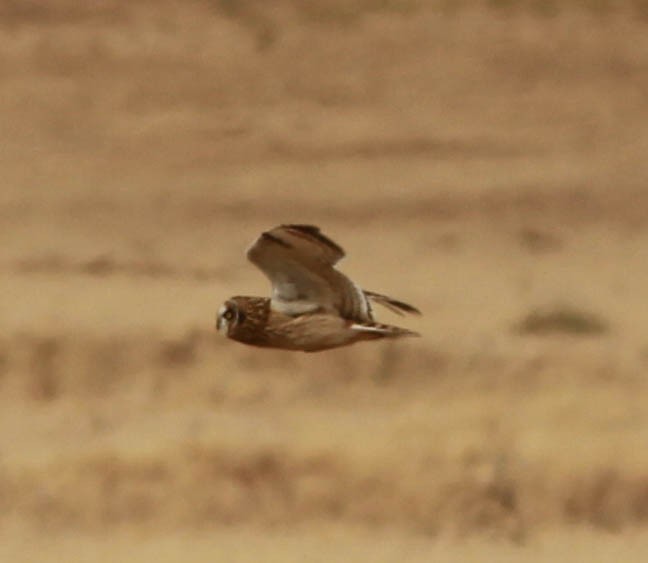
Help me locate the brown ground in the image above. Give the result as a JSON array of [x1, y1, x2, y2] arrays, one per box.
[[3, 1, 648, 560]]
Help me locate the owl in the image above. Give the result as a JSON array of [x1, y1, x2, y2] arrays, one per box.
[[216, 224, 420, 352]]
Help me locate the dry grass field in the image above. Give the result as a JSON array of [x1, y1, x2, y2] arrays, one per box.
[[2, 1, 648, 560]]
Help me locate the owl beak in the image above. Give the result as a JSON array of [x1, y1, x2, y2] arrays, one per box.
[[216, 310, 230, 335]]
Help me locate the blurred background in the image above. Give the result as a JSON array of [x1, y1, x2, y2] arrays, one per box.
[[2, 1, 648, 560]]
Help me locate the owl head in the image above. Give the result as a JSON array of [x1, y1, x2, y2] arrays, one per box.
[[216, 298, 246, 336]]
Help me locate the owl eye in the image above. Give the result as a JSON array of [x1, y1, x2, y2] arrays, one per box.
[[223, 309, 235, 321]]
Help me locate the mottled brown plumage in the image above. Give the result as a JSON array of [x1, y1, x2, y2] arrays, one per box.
[[216, 225, 420, 352]]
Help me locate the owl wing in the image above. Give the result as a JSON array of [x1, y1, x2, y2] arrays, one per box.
[[246, 224, 372, 322]]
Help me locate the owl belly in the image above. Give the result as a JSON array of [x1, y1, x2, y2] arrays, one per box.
[[266, 313, 369, 352]]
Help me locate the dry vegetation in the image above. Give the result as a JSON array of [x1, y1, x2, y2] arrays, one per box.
[[2, 0, 648, 561]]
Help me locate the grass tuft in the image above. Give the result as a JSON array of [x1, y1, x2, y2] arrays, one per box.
[[515, 306, 609, 336]]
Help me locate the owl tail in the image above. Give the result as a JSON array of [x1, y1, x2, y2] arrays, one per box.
[[350, 322, 420, 339], [364, 291, 421, 317]]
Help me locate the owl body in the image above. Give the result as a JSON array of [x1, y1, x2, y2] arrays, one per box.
[[216, 225, 420, 352], [218, 295, 414, 352]]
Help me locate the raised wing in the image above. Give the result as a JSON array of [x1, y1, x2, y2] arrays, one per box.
[[246, 225, 372, 322], [254, 224, 345, 265]]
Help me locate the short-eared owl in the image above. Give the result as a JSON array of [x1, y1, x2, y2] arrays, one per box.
[[216, 225, 420, 352]]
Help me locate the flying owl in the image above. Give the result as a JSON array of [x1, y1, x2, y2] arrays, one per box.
[[216, 225, 420, 352]]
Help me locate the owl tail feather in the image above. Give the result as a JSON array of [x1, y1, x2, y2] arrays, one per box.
[[364, 291, 421, 317], [350, 322, 420, 339]]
